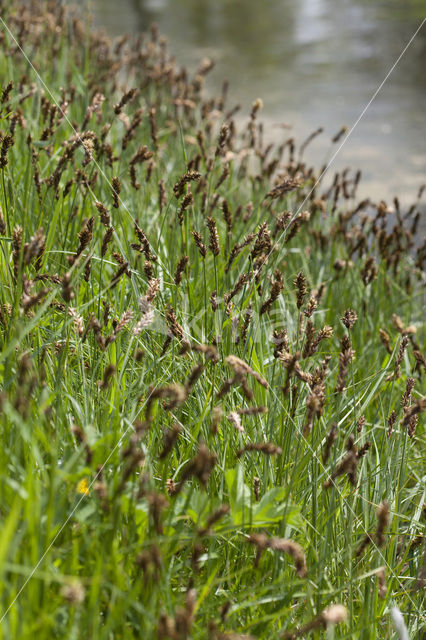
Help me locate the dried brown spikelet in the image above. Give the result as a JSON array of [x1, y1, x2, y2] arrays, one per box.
[[158, 178, 166, 212], [1, 81, 13, 104], [177, 192, 194, 224], [134, 221, 156, 261], [247, 534, 307, 577], [130, 145, 154, 166], [173, 169, 201, 199], [112, 310, 134, 338], [159, 423, 182, 460], [237, 442, 282, 457], [376, 501, 389, 547], [21, 287, 49, 312], [265, 176, 302, 200], [282, 604, 347, 639], [250, 98, 263, 120], [322, 423, 337, 464], [335, 335, 355, 393], [211, 405, 223, 434], [402, 396, 425, 428], [129, 165, 140, 190], [251, 222, 272, 260], [210, 290, 218, 312], [272, 329, 289, 358], [0, 206, 6, 236], [146, 384, 188, 424], [221, 198, 232, 231], [198, 505, 230, 536], [101, 226, 114, 257], [145, 491, 168, 535], [333, 258, 353, 271], [206, 217, 220, 256], [174, 255, 189, 285], [356, 441, 371, 459], [293, 271, 307, 309], [95, 201, 110, 227], [136, 543, 162, 580], [225, 355, 268, 389], [357, 415, 366, 432], [387, 410, 397, 437], [113, 87, 137, 115], [304, 381, 326, 436], [237, 406, 267, 416], [111, 176, 121, 208], [68, 307, 84, 337], [361, 256, 378, 286], [300, 127, 323, 155], [11, 225, 23, 275], [273, 210, 292, 238], [190, 343, 219, 363], [98, 364, 116, 390], [239, 376, 254, 401], [149, 107, 158, 150], [143, 260, 154, 281], [401, 377, 415, 407], [341, 308, 358, 329], [386, 335, 409, 381], [285, 210, 309, 244], [253, 476, 261, 502], [279, 350, 303, 393], [225, 232, 255, 273], [166, 305, 186, 342], [76, 217, 94, 256], [61, 272, 74, 302], [224, 271, 251, 304], [303, 323, 317, 362], [216, 377, 235, 401], [23, 228, 46, 270], [80, 313, 102, 349], [236, 303, 253, 346], [215, 163, 230, 190], [185, 364, 204, 392], [260, 269, 284, 315], [356, 532, 373, 558], [376, 568, 387, 599], [165, 478, 176, 497], [379, 328, 392, 354], [391, 313, 407, 334], [110, 261, 130, 288], [304, 295, 317, 318], [303, 323, 333, 358], [192, 229, 207, 258], [324, 435, 358, 488], [133, 297, 154, 336], [215, 124, 229, 157], [170, 443, 217, 495], [0, 133, 14, 169]]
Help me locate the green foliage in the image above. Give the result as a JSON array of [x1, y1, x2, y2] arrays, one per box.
[[0, 2, 423, 639]]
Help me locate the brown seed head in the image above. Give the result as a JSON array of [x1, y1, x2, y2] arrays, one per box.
[[341, 309, 358, 329]]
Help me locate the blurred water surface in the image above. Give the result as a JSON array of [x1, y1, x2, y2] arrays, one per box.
[[84, 0, 426, 211]]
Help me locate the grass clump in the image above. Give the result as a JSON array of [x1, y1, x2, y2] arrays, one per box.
[[0, 2, 424, 638]]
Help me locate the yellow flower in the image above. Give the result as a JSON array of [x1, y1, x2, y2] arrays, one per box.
[[76, 478, 89, 495]]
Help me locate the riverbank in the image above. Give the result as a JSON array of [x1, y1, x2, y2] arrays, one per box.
[[0, 2, 424, 638], [82, 0, 426, 212]]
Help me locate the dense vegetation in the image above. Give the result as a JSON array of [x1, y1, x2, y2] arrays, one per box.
[[0, 2, 424, 638]]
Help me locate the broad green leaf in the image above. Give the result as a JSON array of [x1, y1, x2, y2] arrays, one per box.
[[225, 466, 252, 526]]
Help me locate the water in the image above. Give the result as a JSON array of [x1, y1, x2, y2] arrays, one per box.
[[84, 0, 426, 213]]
